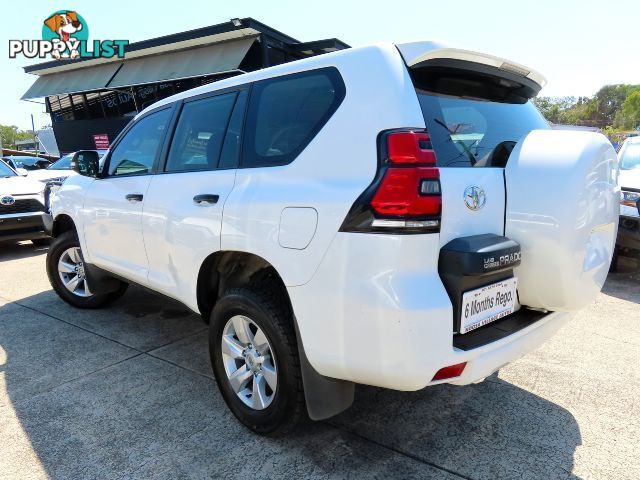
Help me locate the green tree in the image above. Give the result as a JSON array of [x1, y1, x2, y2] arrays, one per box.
[[533, 96, 577, 124], [0, 124, 32, 149], [620, 90, 640, 130], [595, 84, 639, 126]]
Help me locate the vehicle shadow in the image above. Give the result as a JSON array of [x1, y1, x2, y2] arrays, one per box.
[[324, 378, 582, 479], [603, 256, 640, 304], [1, 287, 583, 479], [0, 241, 49, 262]]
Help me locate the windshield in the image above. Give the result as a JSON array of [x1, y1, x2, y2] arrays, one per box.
[[0, 161, 16, 177], [48, 153, 74, 170], [7, 157, 47, 170], [620, 143, 640, 170], [416, 91, 549, 167], [14, 157, 35, 166]]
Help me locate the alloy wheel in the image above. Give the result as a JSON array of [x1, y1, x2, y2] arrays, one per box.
[[57, 247, 92, 297], [221, 315, 278, 410]]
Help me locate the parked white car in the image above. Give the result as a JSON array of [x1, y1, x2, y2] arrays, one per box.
[[0, 159, 49, 244], [613, 136, 640, 268], [1, 155, 51, 171], [27, 150, 108, 183], [45, 40, 619, 435]]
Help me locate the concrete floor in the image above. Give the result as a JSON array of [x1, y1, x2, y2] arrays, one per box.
[[0, 241, 638, 480]]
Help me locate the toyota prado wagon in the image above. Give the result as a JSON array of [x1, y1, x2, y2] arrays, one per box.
[[45, 40, 619, 434]]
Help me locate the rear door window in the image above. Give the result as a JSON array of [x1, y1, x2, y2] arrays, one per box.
[[218, 90, 248, 170], [242, 67, 345, 168], [416, 92, 548, 168], [166, 92, 237, 172]]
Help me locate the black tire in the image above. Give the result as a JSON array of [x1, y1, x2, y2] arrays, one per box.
[[31, 238, 51, 247], [209, 285, 305, 435], [46, 231, 128, 309]]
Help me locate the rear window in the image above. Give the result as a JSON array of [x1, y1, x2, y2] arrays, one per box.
[[242, 67, 345, 168], [416, 91, 548, 167]]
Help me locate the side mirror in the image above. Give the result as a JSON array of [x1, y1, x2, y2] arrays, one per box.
[[16, 168, 28, 177], [71, 150, 100, 177]]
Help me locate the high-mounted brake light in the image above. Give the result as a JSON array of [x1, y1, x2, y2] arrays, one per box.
[[339, 129, 442, 234]]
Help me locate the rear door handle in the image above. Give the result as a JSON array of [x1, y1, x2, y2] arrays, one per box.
[[125, 194, 144, 202], [193, 194, 219, 205]]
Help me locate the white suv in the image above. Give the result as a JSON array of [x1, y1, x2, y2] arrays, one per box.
[[0, 159, 50, 245], [613, 136, 640, 268], [45, 41, 619, 435]]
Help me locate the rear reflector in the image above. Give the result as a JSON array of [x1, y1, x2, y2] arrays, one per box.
[[432, 362, 467, 381]]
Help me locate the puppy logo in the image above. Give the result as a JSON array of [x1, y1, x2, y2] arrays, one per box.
[[43, 11, 85, 59], [8, 11, 127, 60]]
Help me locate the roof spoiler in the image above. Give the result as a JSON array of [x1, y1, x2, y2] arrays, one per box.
[[396, 41, 546, 101]]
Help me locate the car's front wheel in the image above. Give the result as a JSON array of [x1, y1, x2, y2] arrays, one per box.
[[209, 286, 305, 435], [46, 231, 128, 308]]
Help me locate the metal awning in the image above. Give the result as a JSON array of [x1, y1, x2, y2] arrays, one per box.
[[107, 36, 256, 89], [21, 62, 122, 100], [21, 35, 257, 100]]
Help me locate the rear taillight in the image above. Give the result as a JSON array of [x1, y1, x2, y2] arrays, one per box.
[[340, 129, 441, 233], [387, 131, 437, 165], [371, 167, 441, 216]]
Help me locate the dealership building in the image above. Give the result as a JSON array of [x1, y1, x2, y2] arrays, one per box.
[[21, 18, 349, 154]]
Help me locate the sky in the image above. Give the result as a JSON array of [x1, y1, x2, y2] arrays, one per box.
[[1, 0, 637, 130]]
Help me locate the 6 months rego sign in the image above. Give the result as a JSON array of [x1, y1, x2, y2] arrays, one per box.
[[460, 277, 518, 333]]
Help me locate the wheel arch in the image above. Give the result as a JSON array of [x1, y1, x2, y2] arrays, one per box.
[[196, 250, 292, 324], [197, 250, 354, 421], [51, 213, 77, 238]]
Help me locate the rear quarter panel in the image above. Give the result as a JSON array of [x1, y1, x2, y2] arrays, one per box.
[[221, 44, 427, 286]]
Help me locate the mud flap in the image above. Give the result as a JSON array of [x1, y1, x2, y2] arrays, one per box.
[[293, 318, 354, 421], [83, 262, 124, 295]]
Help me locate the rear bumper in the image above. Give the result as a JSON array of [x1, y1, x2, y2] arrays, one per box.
[[616, 215, 640, 253], [441, 310, 571, 386], [0, 212, 48, 242], [289, 232, 572, 391]]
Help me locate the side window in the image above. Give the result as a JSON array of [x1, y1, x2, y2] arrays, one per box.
[[243, 68, 345, 168], [108, 108, 171, 176], [166, 92, 237, 172]]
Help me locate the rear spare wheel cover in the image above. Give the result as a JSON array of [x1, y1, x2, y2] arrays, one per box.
[[504, 129, 618, 311]]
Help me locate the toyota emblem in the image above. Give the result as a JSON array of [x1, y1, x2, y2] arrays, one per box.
[[463, 186, 486, 211], [0, 195, 15, 206]]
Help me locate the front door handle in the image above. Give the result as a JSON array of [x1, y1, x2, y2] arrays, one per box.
[[193, 194, 219, 205], [125, 193, 144, 202]]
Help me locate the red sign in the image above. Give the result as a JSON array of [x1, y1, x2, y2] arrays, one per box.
[[93, 134, 110, 149]]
